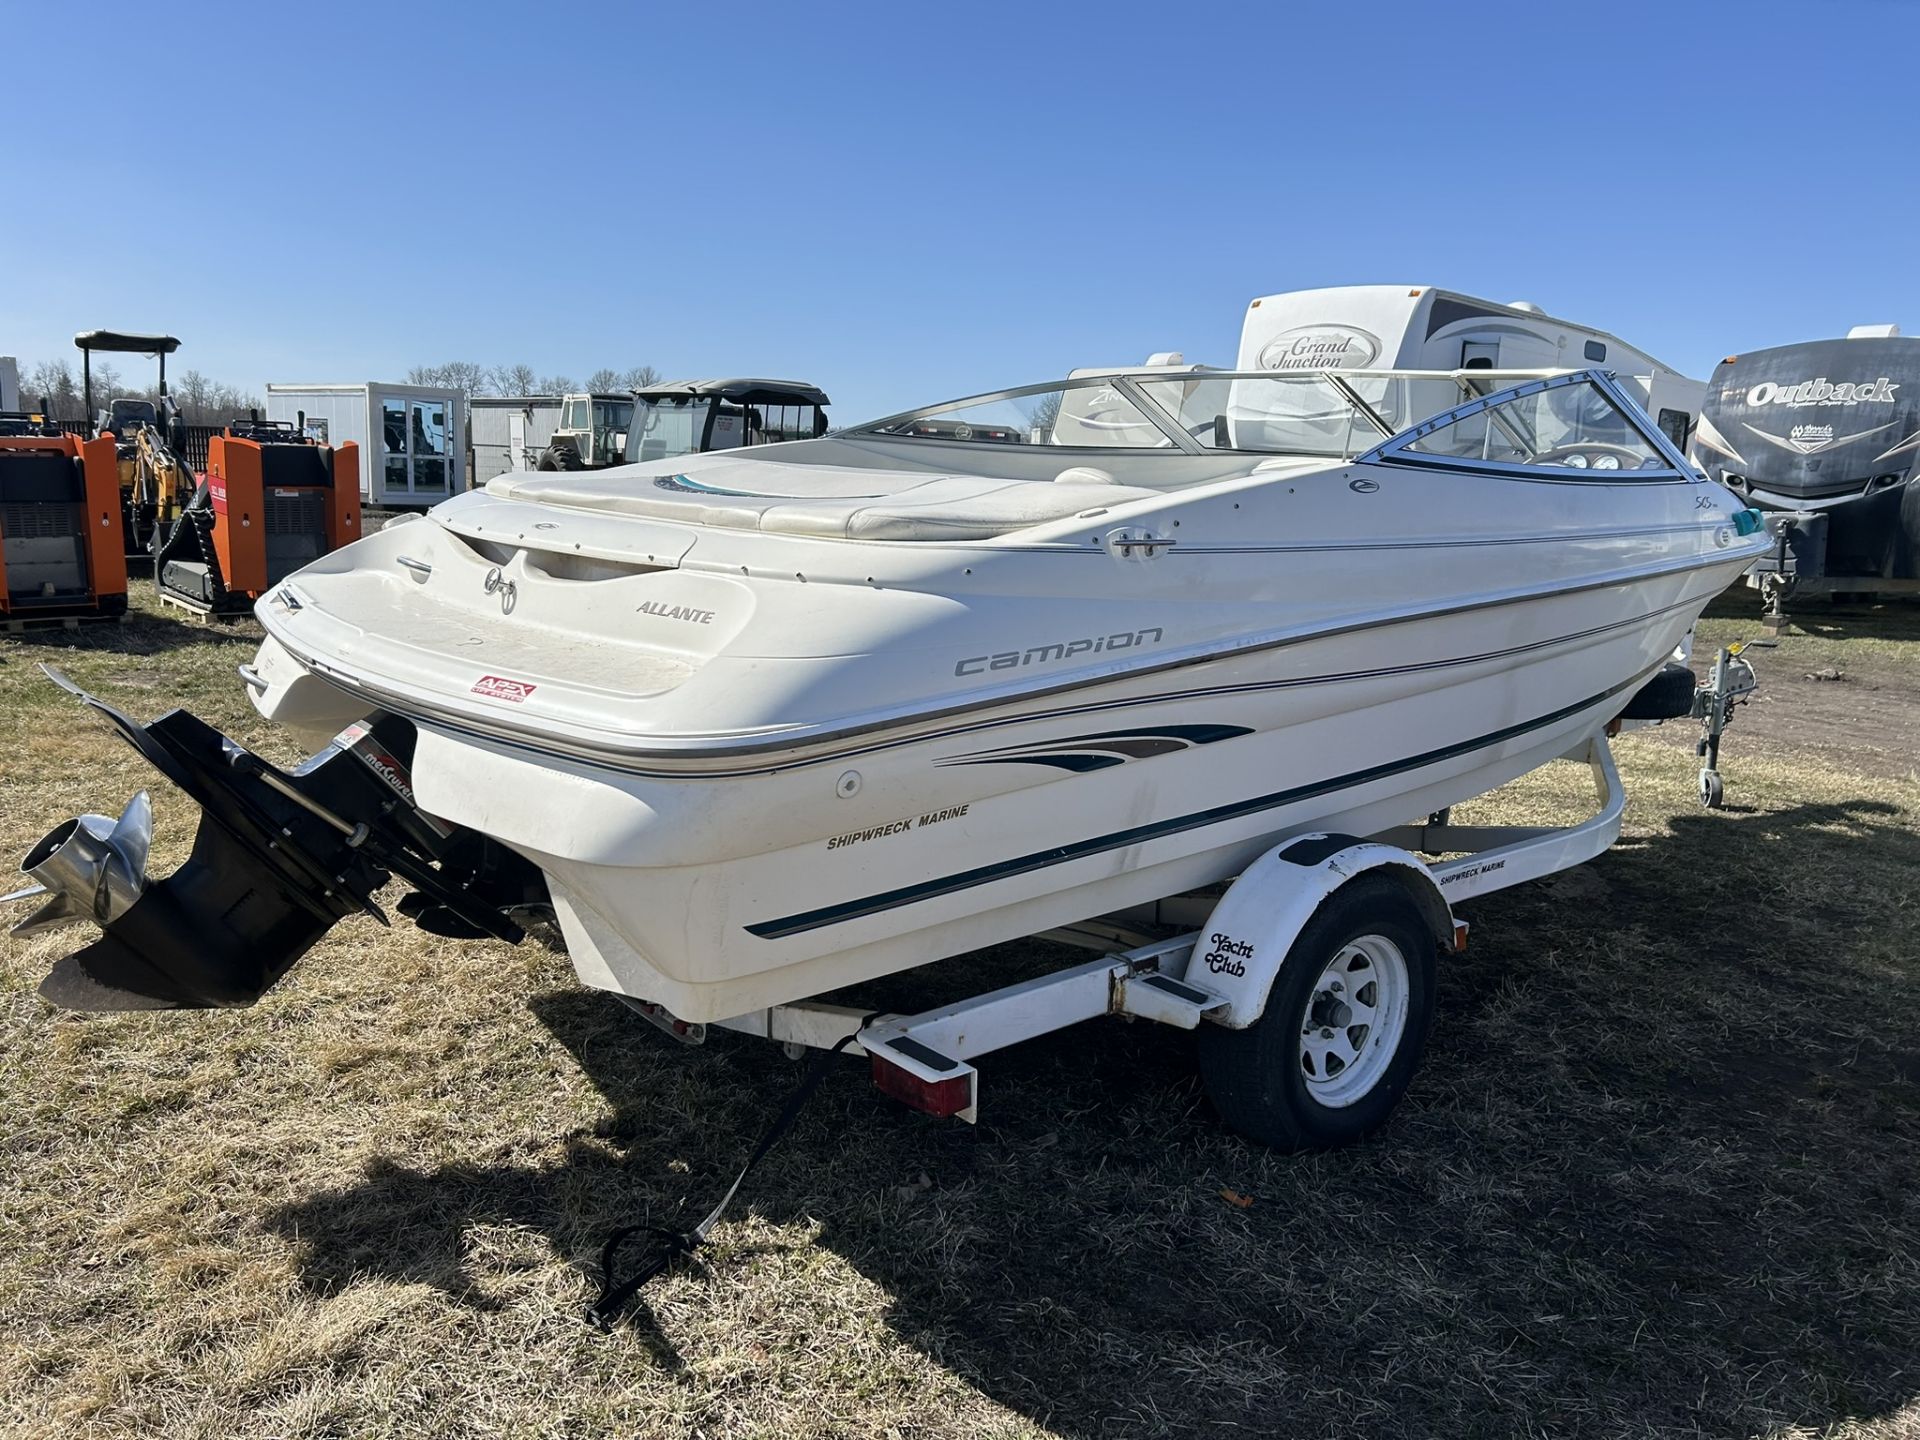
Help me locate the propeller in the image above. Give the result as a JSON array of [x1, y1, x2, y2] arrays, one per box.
[[5, 791, 153, 939]]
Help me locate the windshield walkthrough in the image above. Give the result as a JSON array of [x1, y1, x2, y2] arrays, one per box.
[[626, 396, 711, 464]]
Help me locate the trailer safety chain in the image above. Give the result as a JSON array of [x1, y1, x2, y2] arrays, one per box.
[[588, 1018, 877, 1331]]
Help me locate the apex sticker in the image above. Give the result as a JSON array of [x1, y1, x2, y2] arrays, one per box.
[[472, 674, 538, 703]]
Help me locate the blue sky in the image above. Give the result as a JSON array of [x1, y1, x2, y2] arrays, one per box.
[[6, 0, 1916, 420]]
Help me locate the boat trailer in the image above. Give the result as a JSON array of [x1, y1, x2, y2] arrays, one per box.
[[626, 733, 1627, 1124]]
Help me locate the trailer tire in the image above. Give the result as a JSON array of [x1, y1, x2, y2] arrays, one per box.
[[1197, 874, 1436, 1151]]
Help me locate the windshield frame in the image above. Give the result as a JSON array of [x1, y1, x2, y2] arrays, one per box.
[[1356, 369, 1694, 480]]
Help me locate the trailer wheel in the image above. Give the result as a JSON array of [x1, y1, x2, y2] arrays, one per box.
[[1197, 875, 1436, 1151]]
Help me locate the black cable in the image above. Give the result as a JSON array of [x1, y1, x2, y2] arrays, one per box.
[[588, 1021, 875, 1330]]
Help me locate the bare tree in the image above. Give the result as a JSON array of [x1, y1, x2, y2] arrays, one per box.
[[1027, 392, 1063, 439], [24, 359, 79, 417], [407, 360, 492, 395], [586, 368, 626, 393], [175, 368, 215, 416], [163, 369, 263, 425], [622, 365, 662, 391], [490, 363, 540, 396], [17, 355, 260, 425], [87, 360, 124, 411], [537, 374, 577, 396]]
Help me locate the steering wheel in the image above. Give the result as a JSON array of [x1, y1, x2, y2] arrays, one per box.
[[1530, 442, 1661, 472]]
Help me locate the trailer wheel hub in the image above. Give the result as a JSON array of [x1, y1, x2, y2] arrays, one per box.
[[1298, 934, 1411, 1107]]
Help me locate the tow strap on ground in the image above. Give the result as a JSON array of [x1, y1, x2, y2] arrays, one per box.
[[588, 1025, 870, 1330]]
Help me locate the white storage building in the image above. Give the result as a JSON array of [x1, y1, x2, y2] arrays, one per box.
[[265, 382, 466, 508], [469, 395, 562, 485]]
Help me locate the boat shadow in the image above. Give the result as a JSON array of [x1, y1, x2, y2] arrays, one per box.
[[263, 794, 1920, 1436]]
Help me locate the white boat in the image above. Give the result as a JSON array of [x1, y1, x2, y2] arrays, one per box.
[[10, 364, 1770, 1146]]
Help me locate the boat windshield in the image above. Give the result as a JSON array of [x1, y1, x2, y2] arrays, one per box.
[[852, 368, 1661, 465], [1131, 374, 1387, 456], [1382, 376, 1676, 473], [626, 395, 709, 463], [857, 372, 1386, 455], [864, 383, 1175, 449]]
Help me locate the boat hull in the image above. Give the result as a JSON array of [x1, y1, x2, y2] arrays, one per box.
[[392, 555, 1744, 1021]]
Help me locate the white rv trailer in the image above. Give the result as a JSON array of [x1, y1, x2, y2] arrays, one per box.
[[1237, 285, 1705, 452]]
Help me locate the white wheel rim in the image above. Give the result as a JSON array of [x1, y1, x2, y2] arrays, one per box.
[[1297, 934, 1411, 1108]]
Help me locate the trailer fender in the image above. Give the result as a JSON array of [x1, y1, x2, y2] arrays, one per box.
[[1195, 834, 1456, 1029]]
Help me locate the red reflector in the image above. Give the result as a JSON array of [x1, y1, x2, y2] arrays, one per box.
[[869, 1052, 972, 1117], [1452, 921, 1470, 954]]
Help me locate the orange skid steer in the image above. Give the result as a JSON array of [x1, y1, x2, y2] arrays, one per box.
[[154, 419, 359, 616], [0, 412, 128, 624]]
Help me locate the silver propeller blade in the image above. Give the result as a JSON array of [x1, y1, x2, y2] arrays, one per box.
[[8, 792, 154, 940], [12, 892, 90, 938], [108, 790, 152, 885]]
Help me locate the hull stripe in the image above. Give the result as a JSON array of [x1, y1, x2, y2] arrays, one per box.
[[746, 672, 1645, 939]]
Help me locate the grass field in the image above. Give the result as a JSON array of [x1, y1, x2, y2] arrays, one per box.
[[3, 589, 1919, 1439]]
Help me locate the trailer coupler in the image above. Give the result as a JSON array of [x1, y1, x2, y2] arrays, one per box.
[[4, 667, 543, 1012]]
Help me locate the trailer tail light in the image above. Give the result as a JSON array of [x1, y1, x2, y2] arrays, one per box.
[[867, 1038, 975, 1120]]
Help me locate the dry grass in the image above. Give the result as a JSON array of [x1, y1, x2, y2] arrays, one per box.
[[3, 588, 1920, 1438]]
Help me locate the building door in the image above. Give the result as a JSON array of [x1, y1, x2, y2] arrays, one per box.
[[408, 398, 450, 497], [379, 395, 456, 498]]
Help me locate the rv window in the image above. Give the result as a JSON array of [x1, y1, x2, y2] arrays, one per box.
[[1656, 409, 1691, 450], [1584, 341, 1607, 363], [1400, 379, 1674, 474]]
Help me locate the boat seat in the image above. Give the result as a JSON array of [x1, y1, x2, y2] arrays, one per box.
[[488, 463, 1159, 542]]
